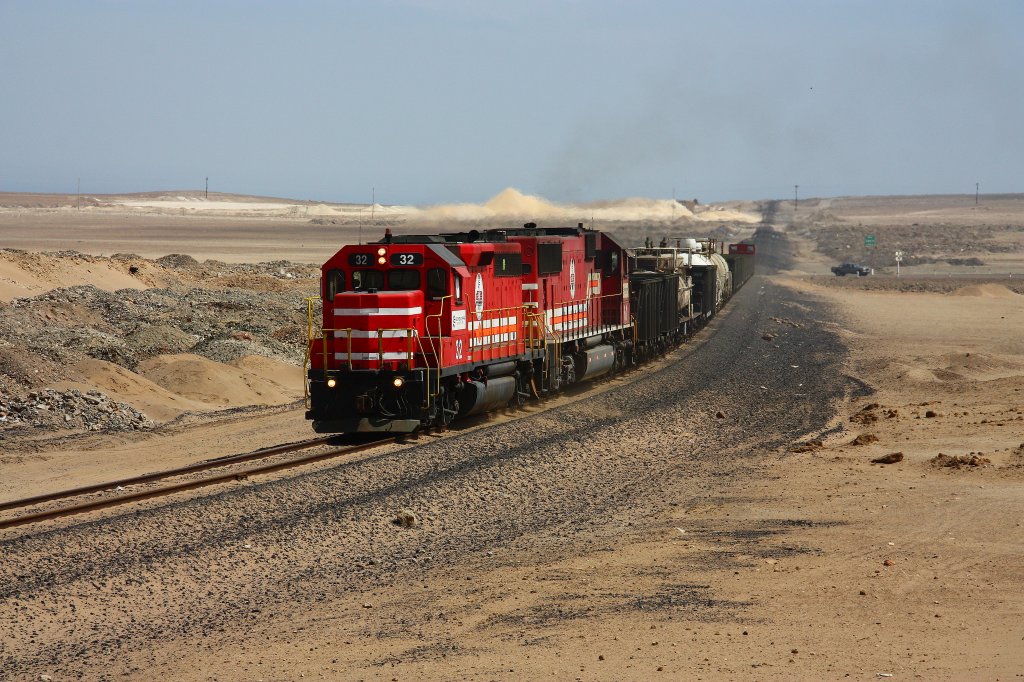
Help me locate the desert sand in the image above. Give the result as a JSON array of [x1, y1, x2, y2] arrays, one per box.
[[1, 191, 1022, 680]]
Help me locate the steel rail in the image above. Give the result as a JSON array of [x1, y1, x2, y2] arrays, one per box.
[[0, 437, 401, 530], [0, 436, 337, 514]]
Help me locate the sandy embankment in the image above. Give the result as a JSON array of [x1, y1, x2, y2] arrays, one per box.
[[0, 251, 155, 301]]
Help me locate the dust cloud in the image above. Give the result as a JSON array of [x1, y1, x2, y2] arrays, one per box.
[[410, 187, 759, 224]]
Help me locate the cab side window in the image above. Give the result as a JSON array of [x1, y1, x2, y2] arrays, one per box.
[[427, 268, 448, 300], [603, 250, 620, 278], [325, 269, 345, 298]]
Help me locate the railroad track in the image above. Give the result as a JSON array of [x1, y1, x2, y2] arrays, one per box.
[[0, 434, 412, 530]]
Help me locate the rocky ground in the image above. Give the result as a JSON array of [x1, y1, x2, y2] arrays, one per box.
[[0, 388, 153, 433]]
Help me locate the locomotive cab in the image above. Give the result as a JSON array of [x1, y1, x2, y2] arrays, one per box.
[[306, 233, 531, 433], [306, 238, 466, 433]]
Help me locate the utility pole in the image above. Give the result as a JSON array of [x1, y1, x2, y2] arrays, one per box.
[[794, 184, 799, 211], [205, 177, 209, 199], [975, 182, 979, 205], [76, 177, 81, 211]]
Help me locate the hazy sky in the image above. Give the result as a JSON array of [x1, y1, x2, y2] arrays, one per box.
[[2, 0, 1021, 204]]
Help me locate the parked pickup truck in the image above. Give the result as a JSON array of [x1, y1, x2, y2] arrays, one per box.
[[831, 262, 873, 276]]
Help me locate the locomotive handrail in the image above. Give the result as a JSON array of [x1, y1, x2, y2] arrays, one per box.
[[547, 291, 627, 341], [304, 297, 316, 407], [304, 298, 356, 406], [545, 313, 561, 389], [313, 327, 355, 370], [373, 327, 415, 363], [423, 294, 451, 412], [468, 303, 522, 362], [523, 306, 560, 388], [305, 296, 319, 343], [523, 307, 546, 350]]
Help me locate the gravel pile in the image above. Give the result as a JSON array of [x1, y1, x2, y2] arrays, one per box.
[[0, 388, 153, 432], [0, 252, 318, 434], [5, 284, 310, 370]]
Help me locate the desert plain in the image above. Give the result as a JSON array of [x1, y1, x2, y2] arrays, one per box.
[[1, 190, 1023, 680]]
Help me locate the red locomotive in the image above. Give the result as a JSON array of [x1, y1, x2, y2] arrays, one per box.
[[305, 223, 632, 434]]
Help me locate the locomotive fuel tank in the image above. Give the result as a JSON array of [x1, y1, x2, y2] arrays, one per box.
[[577, 344, 616, 381], [457, 377, 518, 417]]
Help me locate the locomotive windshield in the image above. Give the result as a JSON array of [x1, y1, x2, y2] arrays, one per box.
[[352, 270, 384, 291], [351, 269, 421, 291], [387, 269, 420, 290]]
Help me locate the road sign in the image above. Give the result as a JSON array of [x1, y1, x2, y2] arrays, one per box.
[[864, 235, 876, 247], [895, 250, 904, 277]]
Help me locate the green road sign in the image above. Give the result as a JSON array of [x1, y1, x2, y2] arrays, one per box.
[[864, 235, 876, 247]]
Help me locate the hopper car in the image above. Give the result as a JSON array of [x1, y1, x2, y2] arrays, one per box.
[[304, 224, 754, 434]]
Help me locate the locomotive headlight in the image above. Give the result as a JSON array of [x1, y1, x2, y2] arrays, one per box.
[[326, 377, 337, 388], [377, 256, 386, 265], [376, 247, 387, 256], [392, 376, 405, 388]]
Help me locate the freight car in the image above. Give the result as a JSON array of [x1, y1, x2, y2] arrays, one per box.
[[631, 238, 740, 312], [725, 242, 756, 290], [304, 225, 754, 435]]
